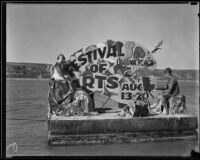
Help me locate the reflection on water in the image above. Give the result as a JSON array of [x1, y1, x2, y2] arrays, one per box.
[[6, 79, 199, 156]]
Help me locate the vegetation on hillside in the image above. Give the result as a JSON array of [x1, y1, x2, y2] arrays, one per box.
[[6, 62, 199, 80], [6, 62, 51, 78]]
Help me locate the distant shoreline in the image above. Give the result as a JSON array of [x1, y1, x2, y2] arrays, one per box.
[[158, 79, 199, 83], [6, 77, 199, 83], [6, 78, 49, 81]]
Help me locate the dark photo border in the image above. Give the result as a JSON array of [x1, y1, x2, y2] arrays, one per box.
[[1, 0, 199, 159]]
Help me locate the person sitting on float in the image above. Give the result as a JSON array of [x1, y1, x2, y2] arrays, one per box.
[[152, 68, 180, 115]]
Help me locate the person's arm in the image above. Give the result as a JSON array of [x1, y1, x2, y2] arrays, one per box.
[[49, 64, 55, 77]]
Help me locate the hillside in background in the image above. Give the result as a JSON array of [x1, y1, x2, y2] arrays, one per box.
[[6, 62, 199, 80], [6, 62, 51, 78]]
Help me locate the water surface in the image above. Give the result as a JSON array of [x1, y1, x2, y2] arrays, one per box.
[[6, 79, 199, 156]]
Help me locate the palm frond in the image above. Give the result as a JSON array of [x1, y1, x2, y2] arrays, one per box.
[[151, 40, 163, 54]]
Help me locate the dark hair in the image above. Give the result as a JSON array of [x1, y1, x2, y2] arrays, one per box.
[[57, 54, 65, 60], [163, 67, 172, 75]]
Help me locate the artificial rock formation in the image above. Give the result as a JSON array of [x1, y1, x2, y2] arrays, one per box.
[[48, 79, 93, 117]]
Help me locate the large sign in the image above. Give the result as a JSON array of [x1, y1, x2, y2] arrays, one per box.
[[70, 40, 159, 104]]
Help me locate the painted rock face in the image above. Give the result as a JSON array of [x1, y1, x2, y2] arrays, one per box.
[[71, 40, 158, 104]]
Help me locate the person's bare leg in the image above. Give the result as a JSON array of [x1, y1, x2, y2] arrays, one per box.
[[161, 95, 170, 115], [150, 94, 160, 109], [154, 94, 163, 113], [156, 100, 162, 112]]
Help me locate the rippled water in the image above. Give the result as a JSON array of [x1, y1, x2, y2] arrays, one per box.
[[6, 79, 199, 156]]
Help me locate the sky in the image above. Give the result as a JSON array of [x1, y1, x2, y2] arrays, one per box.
[[6, 3, 199, 69]]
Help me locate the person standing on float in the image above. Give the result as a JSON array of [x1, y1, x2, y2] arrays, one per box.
[[50, 54, 68, 81]]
